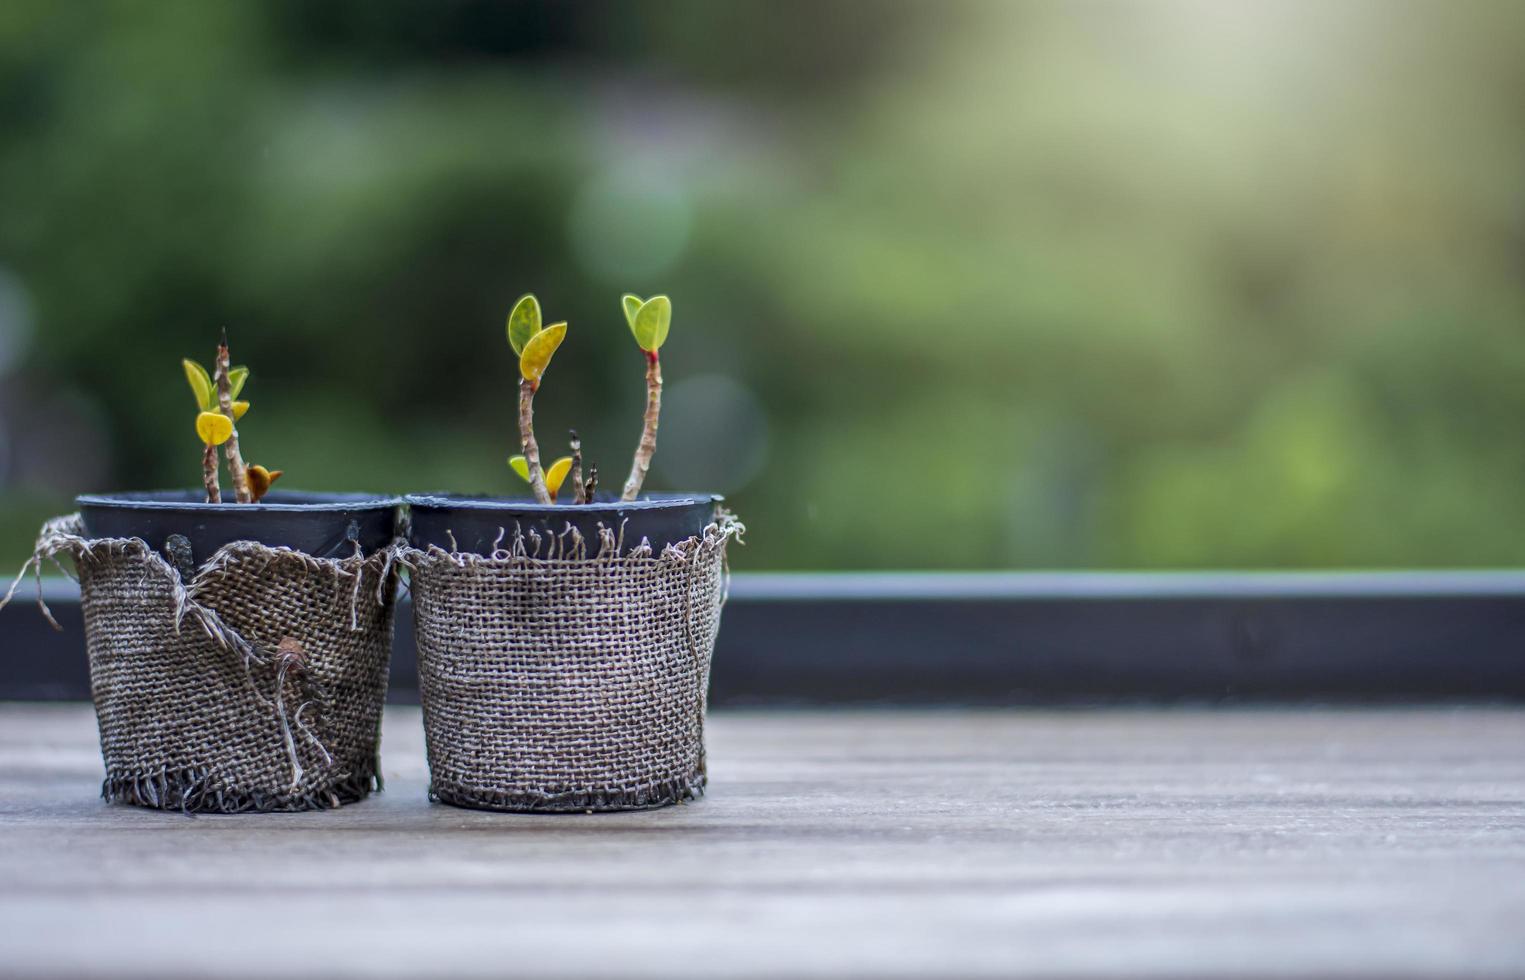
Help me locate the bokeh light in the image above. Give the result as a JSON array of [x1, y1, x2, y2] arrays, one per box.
[[2, 0, 1523, 570]]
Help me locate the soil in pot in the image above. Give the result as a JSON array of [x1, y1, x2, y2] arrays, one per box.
[[405, 492, 721, 556], [76, 490, 400, 567]]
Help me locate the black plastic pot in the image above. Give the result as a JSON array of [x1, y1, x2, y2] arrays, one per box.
[[405, 493, 722, 556], [76, 490, 401, 567]]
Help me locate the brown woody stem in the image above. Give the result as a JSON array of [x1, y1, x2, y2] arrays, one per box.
[[518, 378, 552, 504], [201, 442, 221, 504], [621, 351, 662, 501], [568, 429, 585, 505], [215, 336, 251, 503]]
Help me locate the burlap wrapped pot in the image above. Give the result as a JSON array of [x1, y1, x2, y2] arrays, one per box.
[[2, 514, 402, 813], [406, 511, 742, 813]]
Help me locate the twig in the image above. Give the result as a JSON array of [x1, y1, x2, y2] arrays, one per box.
[[518, 378, 551, 504], [568, 430, 585, 505], [201, 443, 221, 504], [621, 351, 662, 500], [215, 330, 251, 503]]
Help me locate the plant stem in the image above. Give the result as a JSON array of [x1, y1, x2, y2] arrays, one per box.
[[621, 351, 662, 501], [214, 337, 252, 503], [518, 378, 552, 504], [201, 443, 221, 503], [568, 430, 585, 505]]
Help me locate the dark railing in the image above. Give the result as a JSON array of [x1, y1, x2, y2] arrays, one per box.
[[4, 572, 1524, 704]]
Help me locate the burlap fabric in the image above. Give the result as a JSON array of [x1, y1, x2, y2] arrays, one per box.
[[1, 514, 401, 813], [406, 511, 742, 812]]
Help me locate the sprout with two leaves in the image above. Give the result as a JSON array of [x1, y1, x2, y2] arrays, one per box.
[[506, 294, 571, 505], [618, 294, 671, 501], [503, 291, 673, 505], [182, 334, 281, 503]]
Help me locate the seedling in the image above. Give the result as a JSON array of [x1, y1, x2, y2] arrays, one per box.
[[182, 334, 281, 503], [501, 292, 673, 505], [505, 294, 568, 505], [619, 294, 671, 501], [509, 453, 575, 503]]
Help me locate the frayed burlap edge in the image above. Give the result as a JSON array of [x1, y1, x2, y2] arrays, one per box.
[[402, 507, 744, 569], [101, 759, 380, 813], [403, 510, 742, 814], [1, 513, 405, 814], [428, 771, 706, 813]]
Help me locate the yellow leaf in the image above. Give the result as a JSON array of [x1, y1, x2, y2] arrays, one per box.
[[232, 400, 250, 420], [545, 456, 574, 500], [248, 464, 283, 502], [196, 411, 232, 446], [228, 366, 249, 400], [507, 294, 541, 356], [508, 455, 530, 481], [519, 321, 567, 384], [183, 359, 215, 411]]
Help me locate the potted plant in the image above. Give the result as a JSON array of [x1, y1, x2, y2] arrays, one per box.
[[405, 292, 743, 812], [1, 333, 402, 812]]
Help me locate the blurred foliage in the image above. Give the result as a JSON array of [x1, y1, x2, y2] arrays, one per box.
[[1, 0, 1524, 569]]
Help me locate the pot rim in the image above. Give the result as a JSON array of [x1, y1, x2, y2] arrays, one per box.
[[404, 492, 722, 515], [76, 490, 400, 514]]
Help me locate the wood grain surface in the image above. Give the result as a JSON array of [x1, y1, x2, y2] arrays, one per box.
[[1, 703, 1522, 978]]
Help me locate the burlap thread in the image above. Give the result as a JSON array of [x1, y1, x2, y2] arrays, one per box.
[[405, 510, 742, 812], [1, 514, 402, 813]]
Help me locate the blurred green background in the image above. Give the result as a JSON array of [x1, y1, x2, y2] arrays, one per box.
[[2, 0, 1523, 570]]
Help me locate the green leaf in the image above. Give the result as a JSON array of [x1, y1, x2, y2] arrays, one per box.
[[507, 294, 541, 356], [183, 359, 215, 411], [520, 321, 567, 383], [508, 455, 530, 481], [622, 294, 643, 331], [227, 365, 249, 400], [632, 295, 671, 352]]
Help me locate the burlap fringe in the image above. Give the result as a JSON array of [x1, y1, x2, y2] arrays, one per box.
[[1, 513, 405, 812], [100, 759, 379, 813], [428, 771, 706, 813], [408, 507, 745, 567]]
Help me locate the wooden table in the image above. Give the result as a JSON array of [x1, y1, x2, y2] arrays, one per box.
[[2, 704, 1522, 978]]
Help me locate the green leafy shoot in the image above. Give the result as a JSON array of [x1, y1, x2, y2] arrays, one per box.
[[630, 295, 671, 353], [185, 359, 251, 414], [183, 359, 215, 411]]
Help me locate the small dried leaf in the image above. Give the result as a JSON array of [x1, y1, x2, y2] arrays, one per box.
[[508, 455, 530, 481], [632, 295, 671, 352], [507, 294, 541, 356], [519, 321, 567, 383], [545, 456, 574, 499], [183, 359, 215, 411], [622, 294, 643, 330], [196, 411, 232, 446], [247, 464, 282, 502], [228, 366, 249, 400], [232, 400, 250, 420]]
